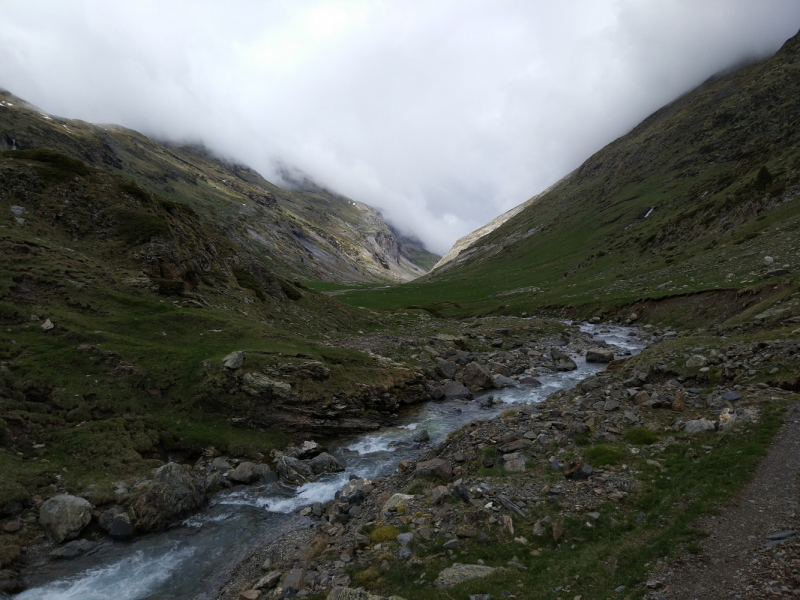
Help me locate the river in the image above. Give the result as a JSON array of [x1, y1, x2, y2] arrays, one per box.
[[9, 323, 645, 600]]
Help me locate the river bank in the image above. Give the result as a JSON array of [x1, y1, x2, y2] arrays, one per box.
[[4, 321, 643, 598]]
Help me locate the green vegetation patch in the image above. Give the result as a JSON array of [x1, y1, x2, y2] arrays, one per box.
[[115, 208, 170, 245], [233, 269, 266, 301], [2, 148, 90, 181], [583, 443, 624, 466]]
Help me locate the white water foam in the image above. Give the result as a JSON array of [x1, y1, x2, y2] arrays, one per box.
[[346, 437, 393, 455], [182, 510, 234, 528], [14, 544, 194, 600]]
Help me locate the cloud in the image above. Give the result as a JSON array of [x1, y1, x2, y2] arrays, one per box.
[[1, 0, 799, 254]]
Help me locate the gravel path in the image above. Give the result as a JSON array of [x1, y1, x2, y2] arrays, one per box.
[[647, 403, 800, 599]]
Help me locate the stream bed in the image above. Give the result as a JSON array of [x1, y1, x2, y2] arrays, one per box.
[[10, 323, 645, 600]]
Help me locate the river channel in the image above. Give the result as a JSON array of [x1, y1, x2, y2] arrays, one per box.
[[10, 323, 645, 600]]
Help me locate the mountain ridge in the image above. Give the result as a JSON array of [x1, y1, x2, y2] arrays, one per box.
[[0, 90, 439, 284]]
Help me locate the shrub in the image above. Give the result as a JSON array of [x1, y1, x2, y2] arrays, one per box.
[[3, 148, 89, 181], [583, 444, 623, 466], [754, 166, 773, 192], [116, 209, 170, 245], [278, 278, 302, 301], [369, 526, 400, 543], [155, 279, 185, 296], [233, 269, 265, 301], [354, 566, 382, 587], [119, 180, 151, 203], [624, 427, 659, 445]]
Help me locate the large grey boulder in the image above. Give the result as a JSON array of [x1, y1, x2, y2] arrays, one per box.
[[586, 347, 615, 363], [132, 463, 205, 532], [308, 452, 345, 476], [434, 358, 458, 379], [414, 458, 452, 480], [222, 351, 247, 369], [276, 456, 316, 486], [684, 419, 716, 434], [685, 355, 707, 368], [38, 494, 92, 543], [441, 380, 472, 399], [228, 461, 271, 484], [462, 362, 494, 389]]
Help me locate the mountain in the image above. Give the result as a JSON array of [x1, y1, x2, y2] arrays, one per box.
[[339, 28, 800, 326], [0, 91, 439, 283]]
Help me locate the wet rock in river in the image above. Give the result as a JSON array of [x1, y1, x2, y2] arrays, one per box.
[[586, 348, 615, 363], [132, 463, 205, 532], [308, 452, 345, 476], [229, 461, 271, 484], [277, 456, 317, 486]]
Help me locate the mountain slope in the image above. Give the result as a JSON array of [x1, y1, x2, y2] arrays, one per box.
[[0, 92, 438, 283], [338, 28, 800, 324]]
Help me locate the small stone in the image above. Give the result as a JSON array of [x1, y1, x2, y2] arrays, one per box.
[[442, 539, 462, 549], [396, 533, 414, 546], [41, 318, 55, 332]]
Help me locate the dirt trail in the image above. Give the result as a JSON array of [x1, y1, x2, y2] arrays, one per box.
[[647, 403, 800, 599]]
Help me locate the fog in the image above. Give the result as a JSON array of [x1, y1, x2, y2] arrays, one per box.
[[1, 1, 799, 254]]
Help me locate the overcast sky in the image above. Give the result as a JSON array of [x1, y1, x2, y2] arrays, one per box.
[[1, 1, 799, 254]]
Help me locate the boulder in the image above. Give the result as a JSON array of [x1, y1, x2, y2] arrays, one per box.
[[434, 563, 496, 588], [382, 494, 415, 512], [222, 351, 247, 369], [462, 362, 494, 389], [277, 456, 316, 486], [685, 355, 707, 369], [684, 419, 716, 434], [38, 494, 92, 543], [242, 373, 295, 399], [308, 452, 345, 476], [339, 478, 371, 504], [554, 357, 578, 371], [98, 506, 133, 540], [414, 458, 453, 480], [131, 463, 205, 532], [503, 452, 526, 473], [288, 440, 326, 459], [412, 428, 430, 443], [586, 348, 615, 363], [430, 485, 450, 505], [441, 380, 472, 399], [299, 361, 331, 380], [493, 375, 517, 389], [229, 462, 271, 484], [434, 358, 458, 379]]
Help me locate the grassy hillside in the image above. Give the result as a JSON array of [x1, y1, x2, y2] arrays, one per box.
[[0, 93, 438, 283], [0, 147, 429, 523], [334, 30, 800, 327]]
